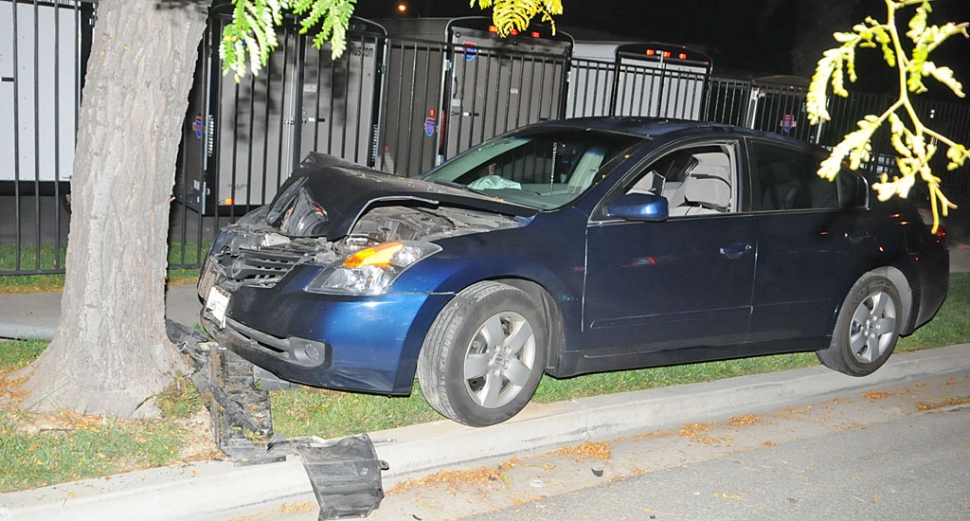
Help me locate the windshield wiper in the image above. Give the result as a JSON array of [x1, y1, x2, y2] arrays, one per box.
[[431, 179, 486, 195], [431, 179, 465, 189]]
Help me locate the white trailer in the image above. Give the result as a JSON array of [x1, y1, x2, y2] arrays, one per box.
[[0, 0, 86, 194], [567, 41, 712, 120]]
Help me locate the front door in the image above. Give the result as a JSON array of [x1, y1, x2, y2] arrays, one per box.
[[582, 141, 756, 362]]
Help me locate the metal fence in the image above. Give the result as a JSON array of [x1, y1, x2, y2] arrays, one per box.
[[4, 3, 970, 276], [1, 0, 94, 275]]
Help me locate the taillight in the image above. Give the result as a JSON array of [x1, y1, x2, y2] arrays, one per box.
[[935, 225, 947, 247]]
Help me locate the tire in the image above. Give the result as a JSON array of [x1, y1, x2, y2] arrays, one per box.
[[817, 273, 902, 376], [417, 281, 547, 427]]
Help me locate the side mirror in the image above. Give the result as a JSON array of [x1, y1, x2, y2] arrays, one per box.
[[604, 193, 669, 222]]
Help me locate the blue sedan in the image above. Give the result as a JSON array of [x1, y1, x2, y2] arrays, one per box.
[[199, 117, 949, 427]]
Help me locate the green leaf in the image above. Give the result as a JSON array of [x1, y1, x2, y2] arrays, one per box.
[[923, 62, 966, 97], [906, 2, 929, 41]]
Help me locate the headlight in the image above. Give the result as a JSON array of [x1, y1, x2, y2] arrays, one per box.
[[305, 241, 442, 295]]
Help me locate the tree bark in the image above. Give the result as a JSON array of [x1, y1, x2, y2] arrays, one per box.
[[20, 0, 209, 417]]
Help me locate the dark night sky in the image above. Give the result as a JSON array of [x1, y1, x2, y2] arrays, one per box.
[[355, 0, 970, 94]]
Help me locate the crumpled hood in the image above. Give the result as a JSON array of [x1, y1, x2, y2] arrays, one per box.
[[265, 153, 538, 240]]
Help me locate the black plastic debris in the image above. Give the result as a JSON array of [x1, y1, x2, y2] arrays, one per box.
[[253, 365, 300, 390], [272, 434, 389, 520], [170, 320, 283, 466], [170, 320, 389, 518]]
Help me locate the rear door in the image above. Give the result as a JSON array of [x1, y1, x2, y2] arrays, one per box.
[[746, 139, 873, 344]]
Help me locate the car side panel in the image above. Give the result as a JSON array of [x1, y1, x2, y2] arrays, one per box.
[[581, 213, 757, 361], [748, 208, 877, 342], [871, 200, 950, 333]]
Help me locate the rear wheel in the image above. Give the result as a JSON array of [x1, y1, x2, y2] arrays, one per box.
[[817, 273, 901, 376], [417, 281, 547, 427]]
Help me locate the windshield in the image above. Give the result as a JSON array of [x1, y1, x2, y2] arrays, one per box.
[[423, 128, 642, 209]]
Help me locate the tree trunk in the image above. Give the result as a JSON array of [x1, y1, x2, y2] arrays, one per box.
[[20, 0, 210, 417]]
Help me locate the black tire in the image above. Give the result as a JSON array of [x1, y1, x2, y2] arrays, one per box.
[[817, 273, 902, 376], [417, 281, 547, 427]]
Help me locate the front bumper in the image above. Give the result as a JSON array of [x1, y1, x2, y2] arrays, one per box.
[[201, 265, 452, 395]]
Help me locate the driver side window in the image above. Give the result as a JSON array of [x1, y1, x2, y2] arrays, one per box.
[[625, 144, 737, 217]]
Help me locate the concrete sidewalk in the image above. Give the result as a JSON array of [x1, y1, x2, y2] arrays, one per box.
[[0, 284, 203, 339], [1, 344, 968, 521]]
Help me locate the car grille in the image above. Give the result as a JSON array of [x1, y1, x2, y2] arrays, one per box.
[[222, 248, 307, 288]]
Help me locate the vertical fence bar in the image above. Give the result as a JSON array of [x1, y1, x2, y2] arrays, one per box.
[[11, 0, 21, 272], [32, 0, 41, 271]]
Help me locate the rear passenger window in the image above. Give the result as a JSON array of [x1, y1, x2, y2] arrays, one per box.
[[751, 142, 840, 211]]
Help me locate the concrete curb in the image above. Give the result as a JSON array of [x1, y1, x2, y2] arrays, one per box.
[[0, 322, 56, 340], [1, 344, 968, 521]]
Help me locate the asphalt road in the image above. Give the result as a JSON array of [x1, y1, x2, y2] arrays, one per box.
[[466, 403, 970, 521]]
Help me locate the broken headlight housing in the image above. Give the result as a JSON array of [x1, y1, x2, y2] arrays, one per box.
[[306, 241, 441, 295]]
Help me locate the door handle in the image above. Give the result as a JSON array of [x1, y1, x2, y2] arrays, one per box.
[[844, 229, 870, 244], [719, 243, 753, 260]]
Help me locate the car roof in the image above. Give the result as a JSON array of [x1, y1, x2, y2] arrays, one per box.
[[530, 116, 809, 145]]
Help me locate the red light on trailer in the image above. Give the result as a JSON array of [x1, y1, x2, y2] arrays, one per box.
[[645, 49, 656, 57], [663, 51, 671, 58], [678, 52, 687, 60], [510, 28, 519, 36], [531, 31, 540, 38], [488, 25, 497, 33], [429, 109, 436, 117]]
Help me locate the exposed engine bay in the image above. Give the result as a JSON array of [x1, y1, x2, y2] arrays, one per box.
[[198, 203, 523, 297]]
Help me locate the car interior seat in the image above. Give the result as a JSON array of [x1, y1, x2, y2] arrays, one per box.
[[566, 147, 607, 193], [668, 152, 732, 216], [761, 163, 810, 210]]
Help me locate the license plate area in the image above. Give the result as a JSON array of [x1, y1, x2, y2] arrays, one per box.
[[205, 286, 231, 328]]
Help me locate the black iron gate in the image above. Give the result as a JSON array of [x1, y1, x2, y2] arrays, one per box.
[[5, 7, 970, 276]]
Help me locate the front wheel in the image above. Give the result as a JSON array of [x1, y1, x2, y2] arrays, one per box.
[[417, 281, 547, 427], [817, 273, 902, 376]]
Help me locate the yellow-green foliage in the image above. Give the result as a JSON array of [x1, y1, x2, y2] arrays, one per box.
[[471, 0, 563, 37], [220, 0, 356, 82], [807, 0, 970, 233], [219, 0, 563, 82]]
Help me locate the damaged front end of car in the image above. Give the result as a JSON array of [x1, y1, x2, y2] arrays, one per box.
[[198, 154, 530, 394]]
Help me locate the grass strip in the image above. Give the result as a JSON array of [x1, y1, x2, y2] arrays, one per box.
[[0, 349, 214, 493], [896, 271, 970, 351], [0, 409, 190, 492]]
